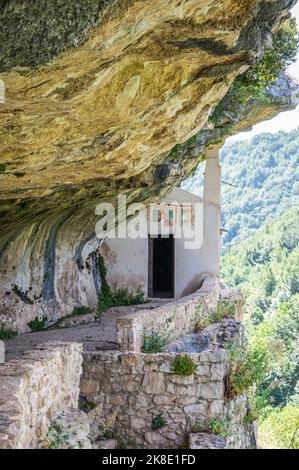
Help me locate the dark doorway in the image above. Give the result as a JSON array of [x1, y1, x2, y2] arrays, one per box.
[[148, 235, 174, 298]]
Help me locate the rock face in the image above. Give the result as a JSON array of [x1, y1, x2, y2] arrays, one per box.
[[0, 0, 298, 331]]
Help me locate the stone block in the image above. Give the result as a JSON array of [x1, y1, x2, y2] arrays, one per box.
[[199, 381, 224, 400], [153, 395, 176, 406], [209, 400, 224, 416], [210, 363, 225, 381], [131, 418, 146, 430], [189, 433, 226, 449], [97, 439, 117, 449], [142, 373, 165, 394]]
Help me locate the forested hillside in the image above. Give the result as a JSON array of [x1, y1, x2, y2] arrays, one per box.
[[222, 208, 299, 449], [183, 129, 299, 251]]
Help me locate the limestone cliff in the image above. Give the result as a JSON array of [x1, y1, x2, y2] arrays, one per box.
[[0, 0, 298, 331]]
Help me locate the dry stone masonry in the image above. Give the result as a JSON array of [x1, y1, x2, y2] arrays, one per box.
[[116, 276, 220, 352], [0, 342, 82, 449], [80, 348, 255, 449]]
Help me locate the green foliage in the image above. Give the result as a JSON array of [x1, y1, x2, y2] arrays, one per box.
[[79, 396, 97, 413], [71, 306, 93, 317], [0, 329, 17, 341], [195, 301, 236, 331], [97, 255, 147, 316], [208, 417, 231, 437], [28, 316, 48, 332], [170, 354, 197, 376], [184, 130, 299, 251], [225, 342, 267, 399], [12, 284, 33, 305], [259, 405, 299, 449], [142, 328, 169, 353], [210, 19, 299, 124], [151, 414, 167, 431], [46, 420, 71, 449], [246, 19, 299, 88]]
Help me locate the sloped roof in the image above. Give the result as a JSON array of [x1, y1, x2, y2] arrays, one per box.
[[161, 187, 203, 204]]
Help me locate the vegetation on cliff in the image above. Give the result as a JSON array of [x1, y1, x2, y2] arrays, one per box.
[[222, 208, 299, 448], [210, 19, 299, 124]]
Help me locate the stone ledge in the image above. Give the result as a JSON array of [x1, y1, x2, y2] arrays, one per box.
[[116, 276, 220, 352]]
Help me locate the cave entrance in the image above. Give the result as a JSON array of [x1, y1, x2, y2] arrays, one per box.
[[148, 235, 175, 298]]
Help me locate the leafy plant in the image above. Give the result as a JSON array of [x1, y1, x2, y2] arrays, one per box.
[[12, 284, 33, 305], [71, 306, 94, 317], [259, 405, 299, 449], [45, 420, 71, 449], [225, 342, 267, 399], [152, 414, 167, 431], [78, 396, 97, 413], [208, 417, 231, 437], [28, 316, 48, 332], [142, 328, 169, 353], [170, 354, 197, 376], [195, 301, 236, 332], [0, 329, 17, 341], [210, 19, 299, 124], [97, 255, 147, 316]]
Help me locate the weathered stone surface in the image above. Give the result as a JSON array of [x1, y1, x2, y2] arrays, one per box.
[[80, 317, 254, 449], [97, 439, 117, 450], [189, 433, 226, 449], [0, 0, 297, 331], [47, 408, 92, 449], [117, 276, 220, 352], [0, 342, 83, 449]]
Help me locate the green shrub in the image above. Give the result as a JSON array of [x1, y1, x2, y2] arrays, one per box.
[[225, 342, 267, 399], [195, 301, 236, 332], [152, 414, 167, 431], [45, 420, 71, 449], [171, 354, 197, 376], [78, 396, 97, 413], [12, 285, 33, 305], [0, 329, 17, 341], [142, 328, 169, 353], [208, 417, 231, 437], [28, 316, 47, 332], [210, 19, 299, 124], [71, 306, 93, 317], [97, 255, 147, 316], [259, 405, 299, 449]]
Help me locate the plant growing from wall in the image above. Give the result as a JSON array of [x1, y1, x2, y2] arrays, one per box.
[[208, 417, 231, 437], [0, 329, 17, 341], [97, 255, 147, 317], [28, 316, 48, 332], [210, 19, 299, 124], [12, 284, 34, 305], [142, 327, 169, 353], [45, 420, 71, 449], [225, 342, 267, 399], [151, 414, 167, 431], [78, 396, 97, 413], [71, 306, 94, 317], [170, 354, 196, 376], [194, 301, 236, 332]]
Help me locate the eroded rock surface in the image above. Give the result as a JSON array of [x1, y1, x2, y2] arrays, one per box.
[[0, 0, 298, 330]]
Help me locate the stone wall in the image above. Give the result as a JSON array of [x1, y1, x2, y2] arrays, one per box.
[[116, 276, 220, 352], [0, 342, 82, 449], [80, 348, 254, 449]]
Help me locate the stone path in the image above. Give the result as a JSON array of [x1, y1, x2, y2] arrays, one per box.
[[5, 302, 165, 361]]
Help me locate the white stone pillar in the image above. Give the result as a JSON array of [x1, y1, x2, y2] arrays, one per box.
[[202, 148, 221, 277]]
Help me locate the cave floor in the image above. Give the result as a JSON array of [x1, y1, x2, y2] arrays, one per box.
[[4, 301, 165, 362]]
